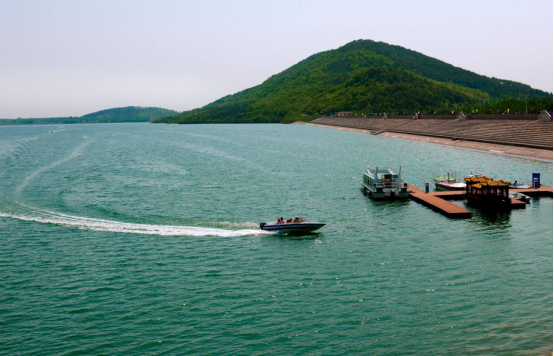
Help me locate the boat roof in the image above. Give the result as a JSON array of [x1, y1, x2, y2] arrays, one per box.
[[367, 167, 395, 173], [465, 176, 510, 188]]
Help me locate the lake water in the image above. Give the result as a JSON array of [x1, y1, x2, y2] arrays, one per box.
[[0, 123, 552, 355]]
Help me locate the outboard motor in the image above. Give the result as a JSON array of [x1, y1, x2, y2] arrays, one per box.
[[260, 222, 266, 230]]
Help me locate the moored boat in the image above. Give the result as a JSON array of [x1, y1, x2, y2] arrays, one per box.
[[510, 192, 531, 203], [361, 166, 409, 200], [509, 182, 530, 189], [433, 172, 466, 190]]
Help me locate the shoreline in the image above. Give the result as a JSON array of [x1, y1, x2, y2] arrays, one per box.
[[296, 122, 553, 162]]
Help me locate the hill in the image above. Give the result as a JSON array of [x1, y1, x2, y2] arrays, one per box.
[[1, 106, 179, 125], [154, 39, 552, 124]]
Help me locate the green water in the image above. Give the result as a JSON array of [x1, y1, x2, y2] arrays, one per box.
[[0, 123, 552, 355]]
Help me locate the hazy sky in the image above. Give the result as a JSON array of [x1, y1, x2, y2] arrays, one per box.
[[1, 0, 552, 118]]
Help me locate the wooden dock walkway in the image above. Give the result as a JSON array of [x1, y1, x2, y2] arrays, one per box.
[[510, 186, 553, 197], [407, 185, 472, 218], [407, 184, 552, 218], [509, 198, 527, 209]]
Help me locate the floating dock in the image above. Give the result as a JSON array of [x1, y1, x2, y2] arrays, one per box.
[[407, 184, 552, 219], [407, 185, 472, 218], [510, 186, 553, 197]]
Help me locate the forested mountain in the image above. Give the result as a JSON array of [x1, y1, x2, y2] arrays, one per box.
[[1, 106, 178, 125], [81, 106, 178, 122], [154, 39, 552, 124]]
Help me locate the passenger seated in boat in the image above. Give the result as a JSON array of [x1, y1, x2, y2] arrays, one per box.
[[286, 219, 292, 223], [276, 217, 284, 224], [294, 217, 299, 223]]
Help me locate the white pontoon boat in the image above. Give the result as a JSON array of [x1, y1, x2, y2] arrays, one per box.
[[361, 166, 409, 200]]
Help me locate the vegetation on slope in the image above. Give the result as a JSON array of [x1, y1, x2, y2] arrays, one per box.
[[1, 106, 178, 125], [456, 96, 553, 115], [337, 40, 547, 98], [155, 39, 551, 124]]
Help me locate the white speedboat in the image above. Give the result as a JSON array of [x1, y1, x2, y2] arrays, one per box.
[[260, 218, 325, 233], [510, 192, 531, 203], [509, 182, 530, 189], [361, 166, 409, 200], [433, 172, 466, 190]]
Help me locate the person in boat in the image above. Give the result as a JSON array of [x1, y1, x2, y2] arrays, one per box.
[[513, 180, 518, 186], [276, 217, 284, 224], [286, 219, 292, 223], [294, 217, 300, 223]]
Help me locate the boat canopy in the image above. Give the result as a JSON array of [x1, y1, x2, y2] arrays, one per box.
[[464, 176, 510, 189]]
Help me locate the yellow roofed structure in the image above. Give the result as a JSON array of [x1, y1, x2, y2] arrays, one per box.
[[465, 175, 492, 184], [464, 175, 510, 188], [465, 175, 512, 207]]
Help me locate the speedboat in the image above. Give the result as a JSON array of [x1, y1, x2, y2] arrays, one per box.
[[361, 166, 409, 200], [260, 218, 325, 233], [510, 192, 531, 203], [433, 172, 466, 190], [509, 182, 530, 189]]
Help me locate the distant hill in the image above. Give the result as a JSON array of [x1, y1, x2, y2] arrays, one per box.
[[154, 39, 552, 124], [1, 106, 179, 125]]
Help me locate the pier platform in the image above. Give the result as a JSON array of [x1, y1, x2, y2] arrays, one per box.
[[510, 185, 553, 197], [509, 198, 527, 209], [407, 185, 472, 218], [407, 184, 552, 218]]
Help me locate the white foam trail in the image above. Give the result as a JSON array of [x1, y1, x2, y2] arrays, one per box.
[[16, 139, 94, 195], [0, 207, 272, 237]]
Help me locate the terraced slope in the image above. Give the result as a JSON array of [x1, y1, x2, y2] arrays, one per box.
[[311, 115, 553, 149]]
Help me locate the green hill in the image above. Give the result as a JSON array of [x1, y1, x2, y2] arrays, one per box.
[[1, 106, 179, 125], [154, 39, 552, 124]]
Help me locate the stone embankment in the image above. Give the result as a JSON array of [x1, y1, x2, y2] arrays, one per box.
[[309, 114, 553, 151]]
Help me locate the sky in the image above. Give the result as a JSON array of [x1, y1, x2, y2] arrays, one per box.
[[1, 0, 552, 118]]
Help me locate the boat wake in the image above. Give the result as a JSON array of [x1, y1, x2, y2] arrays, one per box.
[[0, 206, 271, 237], [16, 139, 95, 195]]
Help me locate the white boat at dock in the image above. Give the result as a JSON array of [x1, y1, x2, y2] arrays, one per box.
[[510, 192, 531, 203], [361, 166, 409, 200], [433, 172, 466, 190], [509, 182, 530, 189]]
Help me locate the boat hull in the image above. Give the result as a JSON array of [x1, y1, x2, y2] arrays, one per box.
[[434, 182, 466, 190], [260, 222, 326, 233], [510, 193, 531, 203], [360, 182, 409, 200], [509, 184, 530, 189], [367, 191, 410, 200]]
